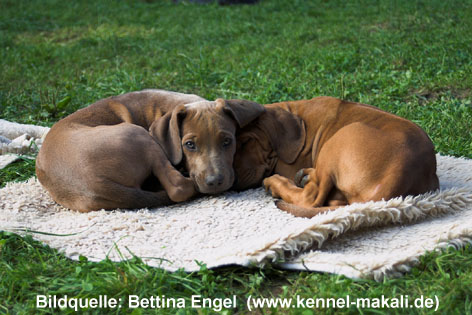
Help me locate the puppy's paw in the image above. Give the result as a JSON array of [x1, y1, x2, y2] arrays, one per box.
[[263, 175, 282, 198], [294, 168, 317, 188], [294, 169, 309, 188], [168, 176, 197, 202]]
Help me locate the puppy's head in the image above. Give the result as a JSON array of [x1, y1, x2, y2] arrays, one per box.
[[233, 107, 306, 190], [151, 98, 265, 194], [232, 130, 275, 190]]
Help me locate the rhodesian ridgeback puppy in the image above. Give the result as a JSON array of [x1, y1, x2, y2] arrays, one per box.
[[36, 89, 264, 212], [233, 96, 439, 217]]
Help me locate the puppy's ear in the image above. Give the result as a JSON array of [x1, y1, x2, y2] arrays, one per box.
[[150, 105, 186, 165], [216, 98, 266, 128], [262, 107, 306, 164]]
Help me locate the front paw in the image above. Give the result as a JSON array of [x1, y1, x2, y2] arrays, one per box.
[[263, 175, 282, 198]]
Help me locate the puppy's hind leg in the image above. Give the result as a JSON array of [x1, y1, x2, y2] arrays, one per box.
[[263, 172, 321, 209], [263, 174, 308, 203], [294, 167, 336, 208], [146, 142, 197, 203], [79, 183, 173, 212], [263, 169, 342, 218]]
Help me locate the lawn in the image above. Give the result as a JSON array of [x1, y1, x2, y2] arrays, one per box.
[[1, 0, 472, 313]]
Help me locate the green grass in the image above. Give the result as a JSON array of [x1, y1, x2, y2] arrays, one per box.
[[1, 0, 472, 313]]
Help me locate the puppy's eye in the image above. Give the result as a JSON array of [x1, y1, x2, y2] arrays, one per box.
[[222, 138, 232, 148], [184, 140, 196, 151]]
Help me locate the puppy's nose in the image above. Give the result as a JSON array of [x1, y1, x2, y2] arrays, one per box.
[[205, 173, 224, 187]]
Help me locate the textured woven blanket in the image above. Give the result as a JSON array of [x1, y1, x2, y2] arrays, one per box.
[[0, 119, 49, 169], [1, 120, 471, 281]]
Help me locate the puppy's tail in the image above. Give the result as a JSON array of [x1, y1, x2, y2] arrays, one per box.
[[275, 200, 341, 218], [77, 184, 175, 212]]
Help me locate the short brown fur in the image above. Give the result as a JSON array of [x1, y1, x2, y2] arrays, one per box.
[[36, 90, 264, 212], [233, 96, 439, 218]]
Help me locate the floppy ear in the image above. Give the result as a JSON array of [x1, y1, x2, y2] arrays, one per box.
[[149, 105, 186, 165], [216, 98, 266, 128], [261, 107, 306, 164]]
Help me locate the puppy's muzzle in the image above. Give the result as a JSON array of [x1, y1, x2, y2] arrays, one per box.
[[205, 173, 225, 188]]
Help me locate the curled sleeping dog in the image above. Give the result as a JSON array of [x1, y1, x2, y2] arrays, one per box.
[[233, 96, 440, 218], [36, 89, 264, 212]]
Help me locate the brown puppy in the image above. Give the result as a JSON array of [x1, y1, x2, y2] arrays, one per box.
[[36, 89, 264, 212], [233, 96, 439, 217]]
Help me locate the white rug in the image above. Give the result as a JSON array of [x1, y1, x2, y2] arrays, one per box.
[[0, 119, 49, 169], [1, 120, 472, 281]]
